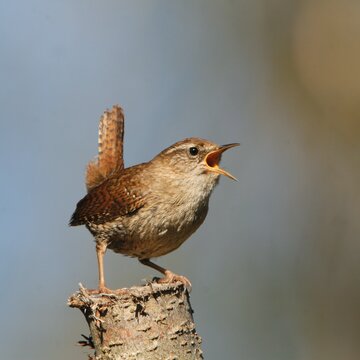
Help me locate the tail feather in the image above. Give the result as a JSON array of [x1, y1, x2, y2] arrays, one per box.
[[85, 105, 125, 191]]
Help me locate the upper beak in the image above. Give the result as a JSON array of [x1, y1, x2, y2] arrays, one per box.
[[204, 143, 240, 181]]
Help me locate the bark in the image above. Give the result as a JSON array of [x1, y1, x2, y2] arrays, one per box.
[[68, 282, 203, 360]]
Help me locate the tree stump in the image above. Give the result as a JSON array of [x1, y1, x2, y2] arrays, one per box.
[[68, 282, 203, 359]]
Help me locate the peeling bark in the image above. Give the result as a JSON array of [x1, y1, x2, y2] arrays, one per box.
[[68, 282, 203, 359]]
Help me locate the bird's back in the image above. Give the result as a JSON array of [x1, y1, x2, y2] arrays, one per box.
[[69, 163, 148, 227]]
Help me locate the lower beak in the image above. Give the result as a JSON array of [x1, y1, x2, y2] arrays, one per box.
[[204, 143, 239, 181]]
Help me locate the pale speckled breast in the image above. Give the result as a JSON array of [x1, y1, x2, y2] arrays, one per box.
[[88, 196, 210, 259]]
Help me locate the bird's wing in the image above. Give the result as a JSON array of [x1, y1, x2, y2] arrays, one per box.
[[70, 171, 146, 226], [86, 105, 125, 191]]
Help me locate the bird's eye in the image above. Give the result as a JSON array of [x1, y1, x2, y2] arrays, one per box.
[[189, 147, 199, 156]]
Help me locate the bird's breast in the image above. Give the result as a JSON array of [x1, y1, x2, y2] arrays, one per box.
[[105, 190, 210, 258]]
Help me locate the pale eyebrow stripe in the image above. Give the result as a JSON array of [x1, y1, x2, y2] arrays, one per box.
[[163, 143, 194, 154]]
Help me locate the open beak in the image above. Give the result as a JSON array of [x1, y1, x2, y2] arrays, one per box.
[[204, 143, 240, 181]]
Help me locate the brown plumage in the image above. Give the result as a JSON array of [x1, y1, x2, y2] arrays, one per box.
[[70, 165, 147, 226], [70, 106, 239, 293], [85, 105, 124, 191]]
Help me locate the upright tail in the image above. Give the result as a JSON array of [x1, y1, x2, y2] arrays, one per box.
[[86, 105, 125, 191]]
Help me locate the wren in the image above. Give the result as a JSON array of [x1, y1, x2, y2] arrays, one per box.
[[70, 107, 239, 292]]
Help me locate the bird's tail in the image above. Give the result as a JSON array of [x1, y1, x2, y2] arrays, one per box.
[[86, 105, 125, 191]]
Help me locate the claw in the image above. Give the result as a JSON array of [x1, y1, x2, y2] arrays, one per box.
[[86, 286, 113, 295], [157, 270, 192, 292]]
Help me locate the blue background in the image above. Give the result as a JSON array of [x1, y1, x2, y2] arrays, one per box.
[[1, 1, 360, 359]]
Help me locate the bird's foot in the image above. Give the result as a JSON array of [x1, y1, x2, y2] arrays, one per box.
[[157, 270, 192, 292], [85, 287, 129, 296], [85, 286, 113, 295]]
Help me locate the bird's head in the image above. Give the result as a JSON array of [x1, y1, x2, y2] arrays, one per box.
[[153, 138, 239, 187]]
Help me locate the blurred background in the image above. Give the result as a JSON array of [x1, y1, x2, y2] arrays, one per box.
[[1, 1, 360, 359]]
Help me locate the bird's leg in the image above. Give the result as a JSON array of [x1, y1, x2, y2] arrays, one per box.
[[95, 242, 111, 293], [139, 259, 192, 291]]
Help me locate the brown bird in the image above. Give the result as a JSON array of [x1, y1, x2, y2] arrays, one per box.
[[70, 106, 239, 293]]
